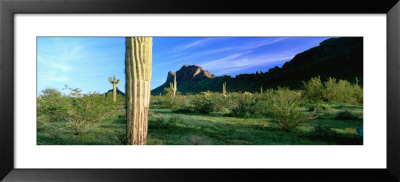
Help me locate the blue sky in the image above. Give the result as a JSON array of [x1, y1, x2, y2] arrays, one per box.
[[37, 37, 331, 95]]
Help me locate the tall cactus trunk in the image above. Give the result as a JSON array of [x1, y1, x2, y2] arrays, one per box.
[[113, 84, 117, 102], [125, 37, 152, 145]]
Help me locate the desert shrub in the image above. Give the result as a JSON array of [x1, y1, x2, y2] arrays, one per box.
[[37, 88, 69, 122], [322, 77, 338, 101], [173, 95, 190, 108], [150, 95, 170, 108], [105, 93, 126, 106], [191, 92, 216, 114], [322, 78, 362, 104], [151, 94, 189, 109], [268, 88, 314, 131], [161, 97, 176, 108], [302, 76, 324, 102], [163, 87, 176, 97], [61, 87, 118, 135], [215, 105, 225, 112], [227, 92, 258, 118], [208, 92, 227, 112], [310, 125, 337, 140], [303, 77, 363, 104], [351, 79, 363, 104]]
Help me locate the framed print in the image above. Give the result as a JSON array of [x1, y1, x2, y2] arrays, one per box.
[[1, 0, 400, 181]]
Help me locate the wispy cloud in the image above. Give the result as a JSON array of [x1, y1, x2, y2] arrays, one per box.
[[172, 38, 215, 53], [238, 38, 289, 50], [37, 39, 87, 83], [155, 38, 289, 67], [39, 72, 71, 82], [200, 52, 295, 75], [199, 52, 250, 69]]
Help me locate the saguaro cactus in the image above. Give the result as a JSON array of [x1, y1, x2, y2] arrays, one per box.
[[125, 37, 152, 145], [222, 82, 227, 97], [169, 73, 177, 98], [108, 75, 120, 103]]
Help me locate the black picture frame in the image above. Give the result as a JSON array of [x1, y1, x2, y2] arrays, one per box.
[[1, 0, 399, 181]]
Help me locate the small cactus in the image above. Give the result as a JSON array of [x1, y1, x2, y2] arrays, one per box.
[[108, 75, 120, 103], [169, 73, 177, 98], [222, 82, 227, 97]]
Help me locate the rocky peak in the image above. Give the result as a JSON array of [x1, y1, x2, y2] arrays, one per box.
[[165, 65, 215, 83]]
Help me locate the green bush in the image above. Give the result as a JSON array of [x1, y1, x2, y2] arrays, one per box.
[[105, 93, 126, 106], [151, 94, 189, 109], [37, 88, 69, 122], [191, 92, 216, 114], [226, 92, 258, 118], [38, 86, 118, 135], [66, 88, 118, 134], [303, 76, 363, 104], [208, 92, 227, 112], [302, 76, 324, 102], [268, 88, 314, 131]]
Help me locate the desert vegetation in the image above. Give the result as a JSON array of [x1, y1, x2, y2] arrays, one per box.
[[37, 76, 363, 145]]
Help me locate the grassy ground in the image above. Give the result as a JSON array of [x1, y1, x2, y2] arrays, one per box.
[[37, 101, 362, 145]]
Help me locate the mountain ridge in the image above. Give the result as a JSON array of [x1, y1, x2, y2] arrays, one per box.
[[151, 37, 363, 95]]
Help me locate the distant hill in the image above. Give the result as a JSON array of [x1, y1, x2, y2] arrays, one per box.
[[104, 87, 125, 96], [151, 37, 363, 95]]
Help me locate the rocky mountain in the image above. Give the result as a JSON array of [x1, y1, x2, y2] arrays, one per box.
[[151, 37, 363, 95], [165, 64, 216, 83], [151, 65, 216, 94]]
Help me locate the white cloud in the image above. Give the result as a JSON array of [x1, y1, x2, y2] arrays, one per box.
[[200, 52, 294, 75], [156, 38, 289, 67], [199, 52, 249, 69], [238, 38, 289, 50], [172, 38, 215, 53]]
